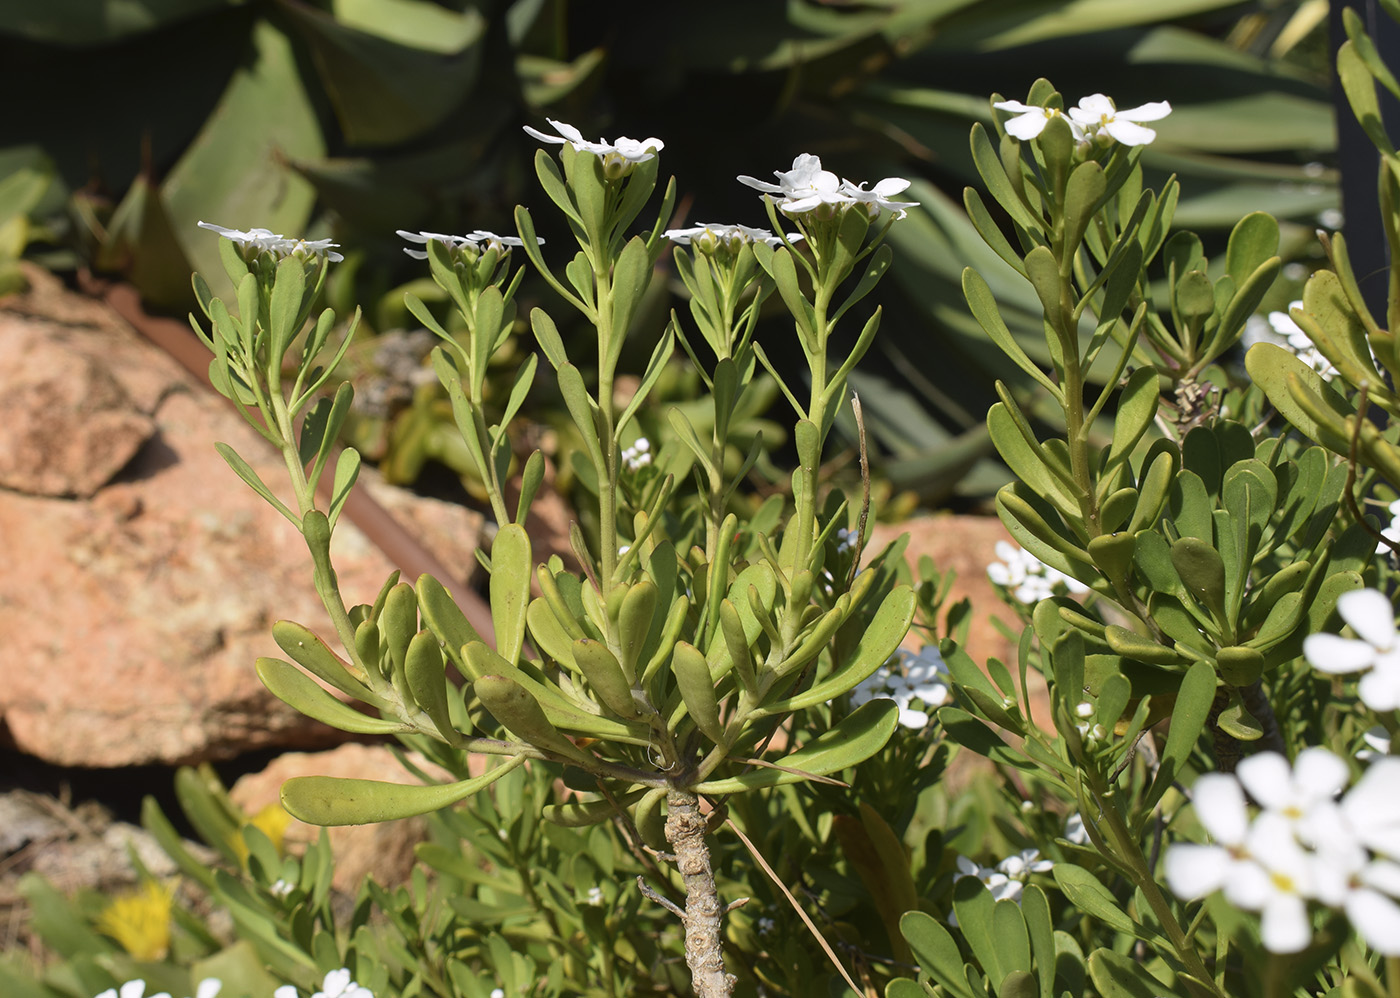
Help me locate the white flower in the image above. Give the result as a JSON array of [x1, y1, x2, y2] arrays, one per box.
[[987, 541, 1087, 605], [757, 916, 776, 934], [953, 849, 1050, 917], [852, 647, 951, 729], [662, 222, 799, 249], [197, 221, 343, 262], [838, 177, 918, 219], [1064, 812, 1090, 846], [300, 969, 373, 998], [835, 527, 856, 554], [491, 990, 505, 998], [1303, 588, 1400, 711], [998, 848, 1053, 881], [522, 117, 663, 164], [737, 154, 855, 215], [585, 886, 604, 906], [1342, 757, 1400, 860], [992, 100, 1085, 142], [97, 982, 220, 998], [269, 878, 293, 898], [395, 228, 540, 260], [1067, 94, 1172, 146], [1165, 773, 1253, 901], [1236, 748, 1349, 844], [1228, 813, 1319, 953], [956, 855, 1023, 903], [622, 437, 652, 472]]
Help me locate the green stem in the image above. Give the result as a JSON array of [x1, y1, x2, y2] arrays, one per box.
[[1083, 769, 1223, 997], [596, 267, 619, 607]]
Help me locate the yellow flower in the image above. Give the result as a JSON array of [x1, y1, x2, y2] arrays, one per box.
[[231, 802, 293, 864], [96, 880, 173, 961]]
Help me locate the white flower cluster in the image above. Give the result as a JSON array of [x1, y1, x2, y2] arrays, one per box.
[[275, 968, 375, 998], [986, 540, 1088, 604], [1164, 749, 1400, 954], [662, 222, 800, 251], [1073, 700, 1107, 744], [835, 526, 856, 554], [395, 229, 542, 260], [993, 93, 1171, 147], [621, 437, 652, 472], [850, 646, 952, 729], [97, 981, 221, 998], [523, 117, 663, 165], [955, 849, 1053, 905], [197, 222, 343, 262], [1303, 588, 1400, 712], [737, 154, 917, 219]]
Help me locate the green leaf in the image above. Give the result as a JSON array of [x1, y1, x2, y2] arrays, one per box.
[[1021, 885, 1056, 998], [1339, 39, 1396, 155], [574, 638, 642, 720], [216, 443, 298, 525], [672, 640, 724, 743], [490, 523, 532, 667], [474, 673, 598, 764], [280, 0, 486, 147], [1088, 948, 1175, 998], [164, 19, 323, 304], [692, 698, 897, 793], [899, 911, 979, 998], [1108, 367, 1160, 466], [952, 876, 1005, 988], [415, 573, 484, 674], [406, 629, 458, 741], [754, 586, 916, 714], [256, 657, 405, 734], [282, 754, 525, 825], [1226, 211, 1280, 289], [1052, 865, 1136, 937], [1145, 659, 1215, 809], [987, 402, 1078, 516], [1061, 161, 1106, 261]]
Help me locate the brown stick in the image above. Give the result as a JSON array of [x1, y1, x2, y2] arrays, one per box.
[[665, 790, 734, 997]]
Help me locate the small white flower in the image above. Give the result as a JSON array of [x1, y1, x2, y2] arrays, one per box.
[[955, 855, 1023, 903], [835, 527, 857, 554], [737, 154, 855, 215], [1067, 94, 1172, 147], [197, 221, 343, 262], [395, 228, 540, 260], [1064, 812, 1090, 845], [585, 886, 604, 906], [1303, 588, 1400, 711], [310, 969, 374, 998], [838, 177, 918, 219], [1165, 773, 1253, 901], [662, 222, 800, 249], [987, 541, 1086, 605], [523, 118, 663, 165], [621, 437, 652, 472], [992, 100, 1085, 142], [1075, 701, 1095, 719], [757, 916, 776, 935], [269, 878, 293, 898], [998, 848, 1053, 881], [852, 647, 951, 729], [491, 990, 505, 998]]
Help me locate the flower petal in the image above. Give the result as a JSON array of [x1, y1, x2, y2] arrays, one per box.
[[1339, 588, 1398, 648], [1164, 844, 1232, 899], [1260, 894, 1312, 953], [1347, 887, 1400, 955], [1303, 633, 1377, 674], [1004, 112, 1049, 141], [1237, 752, 1292, 811], [1103, 119, 1158, 146], [1117, 100, 1172, 122], [992, 100, 1035, 113], [1293, 746, 1350, 802], [1359, 666, 1400, 712], [1194, 773, 1249, 844]]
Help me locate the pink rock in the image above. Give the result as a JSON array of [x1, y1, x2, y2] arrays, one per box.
[[0, 270, 483, 767]]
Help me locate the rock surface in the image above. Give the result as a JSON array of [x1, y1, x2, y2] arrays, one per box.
[[0, 268, 484, 767]]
